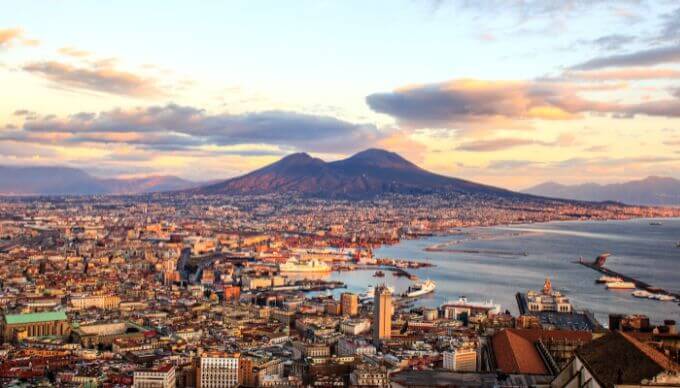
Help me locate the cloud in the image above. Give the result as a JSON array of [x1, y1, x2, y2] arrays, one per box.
[[366, 78, 680, 130], [570, 44, 680, 70], [10, 103, 384, 154], [57, 47, 91, 58], [456, 133, 576, 152], [586, 34, 636, 51], [563, 68, 680, 81], [22, 60, 164, 97], [487, 160, 541, 170], [657, 6, 680, 43], [0, 27, 38, 48]]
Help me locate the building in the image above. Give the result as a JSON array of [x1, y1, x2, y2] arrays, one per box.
[[373, 285, 392, 344], [337, 337, 376, 356], [349, 363, 390, 388], [341, 293, 359, 317], [526, 278, 573, 313], [488, 328, 592, 376], [70, 294, 121, 310], [72, 321, 147, 348], [340, 318, 371, 335], [198, 354, 240, 388], [551, 331, 680, 388], [1, 311, 70, 341], [443, 348, 477, 372], [133, 364, 176, 388]]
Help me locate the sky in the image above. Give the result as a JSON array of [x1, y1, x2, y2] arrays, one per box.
[[1, 0, 679, 190]]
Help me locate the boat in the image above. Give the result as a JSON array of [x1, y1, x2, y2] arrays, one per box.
[[632, 290, 653, 298], [649, 221, 662, 226], [279, 258, 331, 273], [676, 241, 680, 248], [596, 275, 623, 284], [440, 297, 501, 316], [606, 281, 636, 290], [373, 271, 385, 278], [649, 294, 676, 302], [359, 285, 394, 301], [402, 279, 436, 298]]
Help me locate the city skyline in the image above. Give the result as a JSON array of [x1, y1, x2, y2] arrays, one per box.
[[2, 1, 680, 189]]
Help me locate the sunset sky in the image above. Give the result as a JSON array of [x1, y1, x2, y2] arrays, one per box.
[[1, 0, 679, 189]]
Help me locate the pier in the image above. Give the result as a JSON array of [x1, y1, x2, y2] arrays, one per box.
[[576, 255, 680, 300]]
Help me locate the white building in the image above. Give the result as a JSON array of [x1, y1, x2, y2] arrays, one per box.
[[526, 278, 572, 313], [337, 337, 376, 356], [133, 365, 176, 388], [199, 355, 239, 388], [340, 318, 371, 335], [443, 348, 477, 372]]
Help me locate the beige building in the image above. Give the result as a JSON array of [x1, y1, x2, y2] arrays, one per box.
[[373, 285, 392, 343], [341, 292, 359, 317], [1, 311, 70, 341], [70, 294, 121, 310], [198, 354, 240, 388], [443, 348, 477, 372], [133, 364, 176, 388]]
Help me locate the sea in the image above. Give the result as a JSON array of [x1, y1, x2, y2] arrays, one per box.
[[318, 217, 680, 325]]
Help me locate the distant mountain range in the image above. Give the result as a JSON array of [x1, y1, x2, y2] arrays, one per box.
[[524, 176, 680, 206], [196, 148, 527, 199], [0, 166, 198, 196]]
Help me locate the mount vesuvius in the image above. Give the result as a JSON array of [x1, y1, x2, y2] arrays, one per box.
[[195, 149, 529, 199]]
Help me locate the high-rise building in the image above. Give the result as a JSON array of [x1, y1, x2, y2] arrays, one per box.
[[341, 292, 359, 317], [372, 285, 392, 344], [133, 364, 176, 388], [443, 349, 477, 372], [197, 354, 239, 388]]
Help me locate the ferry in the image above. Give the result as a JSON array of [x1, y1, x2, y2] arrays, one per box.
[[279, 258, 331, 273], [632, 290, 653, 298], [649, 294, 676, 302], [402, 279, 436, 298], [440, 297, 501, 316], [606, 281, 636, 290], [360, 285, 394, 302], [596, 275, 623, 284]]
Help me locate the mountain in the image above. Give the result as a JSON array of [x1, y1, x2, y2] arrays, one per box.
[[0, 166, 198, 196], [196, 148, 524, 198], [523, 176, 680, 205]]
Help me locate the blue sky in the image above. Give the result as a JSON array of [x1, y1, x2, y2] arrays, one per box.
[[1, 1, 679, 188]]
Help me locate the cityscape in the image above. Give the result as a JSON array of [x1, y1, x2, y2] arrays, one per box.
[[1, 1, 680, 387]]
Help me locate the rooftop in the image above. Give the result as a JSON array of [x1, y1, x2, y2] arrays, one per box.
[[4, 311, 68, 325]]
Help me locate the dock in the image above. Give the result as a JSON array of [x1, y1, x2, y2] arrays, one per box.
[[576, 255, 680, 300]]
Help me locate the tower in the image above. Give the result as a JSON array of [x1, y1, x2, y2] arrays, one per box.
[[373, 285, 392, 344]]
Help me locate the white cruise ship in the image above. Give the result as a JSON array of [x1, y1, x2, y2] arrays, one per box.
[[441, 297, 501, 316], [359, 285, 395, 302], [402, 279, 436, 298], [278, 258, 331, 273], [606, 281, 636, 290]]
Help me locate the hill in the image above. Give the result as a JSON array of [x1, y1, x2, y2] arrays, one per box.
[[0, 166, 198, 196], [523, 176, 680, 206], [196, 148, 526, 199]]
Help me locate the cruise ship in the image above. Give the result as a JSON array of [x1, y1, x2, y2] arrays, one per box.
[[360, 285, 394, 302], [596, 275, 623, 284], [278, 258, 331, 273], [402, 279, 436, 298], [440, 297, 501, 317], [606, 281, 636, 290]]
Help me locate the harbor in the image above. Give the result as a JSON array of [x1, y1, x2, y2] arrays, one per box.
[[576, 254, 680, 302]]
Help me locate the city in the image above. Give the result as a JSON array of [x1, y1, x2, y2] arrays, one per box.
[[2, 1, 680, 387]]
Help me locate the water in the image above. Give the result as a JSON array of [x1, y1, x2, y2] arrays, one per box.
[[323, 218, 680, 324]]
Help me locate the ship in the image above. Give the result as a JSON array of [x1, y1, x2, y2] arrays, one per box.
[[373, 270, 385, 277], [359, 285, 394, 302], [606, 281, 636, 290], [649, 294, 676, 302], [632, 290, 653, 298], [278, 258, 331, 273], [649, 221, 663, 226], [402, 279, 436, 298], [596, 275, 623, 284], [440, 297, 501, 316]]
